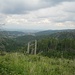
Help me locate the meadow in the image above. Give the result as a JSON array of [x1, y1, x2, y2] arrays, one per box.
[[0, 53, 75, 75]]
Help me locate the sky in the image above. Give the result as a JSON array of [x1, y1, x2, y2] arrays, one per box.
[[0, 0, 75, 30]]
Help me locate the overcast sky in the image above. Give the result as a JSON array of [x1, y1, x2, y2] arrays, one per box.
[[0, 0, 75, 30]]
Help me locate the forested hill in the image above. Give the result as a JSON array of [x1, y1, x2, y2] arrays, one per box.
[[0, 31, 25, 38], [49, 31, 75, 39], [15, 29, 75, 43], [0, 29, 75, 54], [36, 29, 75, 36]]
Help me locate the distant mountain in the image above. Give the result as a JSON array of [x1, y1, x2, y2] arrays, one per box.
[[36, 30, 58, 36], [14, 29, 75, 44], [36, 29, 75, 36], [0, 31, 26, 38], [49, 31, 75, 39], [3, 29, 40, 33], [0, 29, 75, 42]]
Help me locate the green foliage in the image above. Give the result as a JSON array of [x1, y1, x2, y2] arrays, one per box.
[[0, 37, 24, 52], [37, 38, 75, 59], [0, 53, 75, 75]]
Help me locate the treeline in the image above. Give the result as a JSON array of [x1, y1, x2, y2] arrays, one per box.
[[37, 38, 75, 59], [0, 38, 23, 52], [0, 37, 75, 59]]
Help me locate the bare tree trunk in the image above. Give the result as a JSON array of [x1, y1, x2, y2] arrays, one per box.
[[34, 40, 37, 55], [27, 42, 30, 54]]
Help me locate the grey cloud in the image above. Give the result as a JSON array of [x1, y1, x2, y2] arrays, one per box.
[[0, 0, 41, 14], [42, 0, 75, 3], [65, 9, 75, 13], [2, 4, 27, 14], [0, 0, 28, 14], [54, 19, 75, 23], [0, 0, 75, 14], [41, 0, 75, 6], [52, 16, 75, 23]]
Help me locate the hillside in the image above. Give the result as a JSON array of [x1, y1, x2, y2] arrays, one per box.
[[0, 31, 26, 38], [0, 37, 23, 52], [14, 29, 75, 44], [0, 30, 75, 53], [0, 29, 75, 75], [36, 29, 75, 36], [50, 31, 75, 39], [0, 53, 75, 75]]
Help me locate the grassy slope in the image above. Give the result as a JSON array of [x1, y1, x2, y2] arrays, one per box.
[[0, 53, 75, 75]]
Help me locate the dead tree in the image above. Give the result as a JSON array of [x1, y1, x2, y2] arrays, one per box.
[[27, 40, 37, 55]]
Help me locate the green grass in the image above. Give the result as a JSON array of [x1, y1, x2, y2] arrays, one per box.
[[0, 53, 75, 75]]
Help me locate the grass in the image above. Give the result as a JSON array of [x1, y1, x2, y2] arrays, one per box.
[[0, 53, 75, 75]]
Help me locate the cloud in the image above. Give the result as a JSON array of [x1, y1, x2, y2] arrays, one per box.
[[29, 1, 75, 23], [0, 14, 6, 26], [0, 0, 75, 14], [0, 0, 75, 30], [5, 15, 28, 25], [63, 2, 75, 13]]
